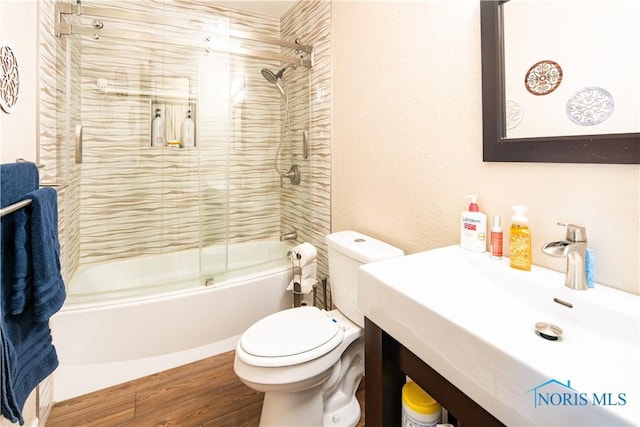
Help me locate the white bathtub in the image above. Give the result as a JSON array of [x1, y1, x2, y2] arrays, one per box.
[[51, 240, 295, 402]]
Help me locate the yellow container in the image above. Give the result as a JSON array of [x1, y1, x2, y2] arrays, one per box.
[[401, 381, 442, 427], [509, 205, 531, 271]]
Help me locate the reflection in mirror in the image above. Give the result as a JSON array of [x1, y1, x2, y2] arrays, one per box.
[[480, 0, 640, 164], [503, 0, 639, 139]]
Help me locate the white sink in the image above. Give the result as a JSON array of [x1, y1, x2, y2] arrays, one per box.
[[358, 245, 640, 426]]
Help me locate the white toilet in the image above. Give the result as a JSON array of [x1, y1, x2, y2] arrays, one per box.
[[233, 230, 404, 426]]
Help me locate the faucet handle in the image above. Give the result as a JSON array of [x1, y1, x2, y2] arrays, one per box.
[[557, 222, 587, 242]]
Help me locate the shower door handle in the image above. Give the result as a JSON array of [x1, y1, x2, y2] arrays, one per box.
[[302, 131, 309, 159], [75, 124, 83, 164]]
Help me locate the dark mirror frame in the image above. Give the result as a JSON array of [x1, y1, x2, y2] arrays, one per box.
[[480, 1, 640, 164]]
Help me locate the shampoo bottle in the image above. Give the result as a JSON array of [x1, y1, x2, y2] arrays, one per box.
[[151, 108, 165, 147], [181, 109, 195, 147], [460, 195, 487, 253], [509, 205, 531, 271]]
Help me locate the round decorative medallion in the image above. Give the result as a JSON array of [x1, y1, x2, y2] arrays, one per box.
[[566, 87, 614, 126], [524, 60, 563, 96], [0, 42, 20, 113], [505, 99, 523, 130]]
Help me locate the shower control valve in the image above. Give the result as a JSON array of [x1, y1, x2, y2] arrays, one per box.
[[280, 164, 301, 187]]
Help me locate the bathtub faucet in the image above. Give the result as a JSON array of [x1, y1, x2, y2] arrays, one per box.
[[280, 230, 298, 241]]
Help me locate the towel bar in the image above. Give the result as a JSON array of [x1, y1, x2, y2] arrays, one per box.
[[15, 158, 44, 168], [40, 182, 69, 190], [0, 199, 32, 218]]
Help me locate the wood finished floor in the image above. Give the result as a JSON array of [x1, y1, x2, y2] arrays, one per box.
[[47, 350, 366, 427]]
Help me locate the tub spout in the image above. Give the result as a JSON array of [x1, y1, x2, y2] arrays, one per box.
[[542, 223, 588, 290], [280, 230, 297, 241]]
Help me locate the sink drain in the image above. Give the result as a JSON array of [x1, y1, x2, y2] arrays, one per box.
[[535, 322, 563, 341]]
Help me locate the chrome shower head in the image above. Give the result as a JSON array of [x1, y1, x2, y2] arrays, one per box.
[[261, 68, 278, 84], [261, 65, 294, 99]]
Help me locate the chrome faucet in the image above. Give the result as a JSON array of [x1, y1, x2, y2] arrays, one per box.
[[541, 223, 588, 290], [280, 230, 298, 241]]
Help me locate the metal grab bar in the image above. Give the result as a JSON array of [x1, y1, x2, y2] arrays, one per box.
[[0, 199, 32, 218]]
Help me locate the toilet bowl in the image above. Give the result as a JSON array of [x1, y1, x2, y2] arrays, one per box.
[[234, 307, 363, 426], [233, 231, 404, 427]]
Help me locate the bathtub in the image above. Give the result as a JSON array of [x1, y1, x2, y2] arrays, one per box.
[[51, 240, 295, 402]]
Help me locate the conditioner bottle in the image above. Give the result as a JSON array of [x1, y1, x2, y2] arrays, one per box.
[[151, 108, 165, 147], [509, 205, 531, 271], [181, 109, 195, 147]]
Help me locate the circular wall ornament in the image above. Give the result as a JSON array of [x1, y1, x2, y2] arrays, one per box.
[[524, 60, 563, 96], [566, 86, 614, 126], [0, 42, 20, 113], [505, 99, 523, 130]]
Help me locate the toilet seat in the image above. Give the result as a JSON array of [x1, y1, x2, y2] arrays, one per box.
[[238, 307, 344, 367]]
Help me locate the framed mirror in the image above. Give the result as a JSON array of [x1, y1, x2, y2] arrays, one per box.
[[480, 1, 640, 164]]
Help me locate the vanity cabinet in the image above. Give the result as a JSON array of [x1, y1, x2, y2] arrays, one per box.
[[364, 318, 505, 427]]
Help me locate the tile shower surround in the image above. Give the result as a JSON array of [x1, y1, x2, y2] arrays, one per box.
[[38, 0, 331, 283]]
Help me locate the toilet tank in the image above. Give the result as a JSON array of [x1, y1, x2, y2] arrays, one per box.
[[325, 231, 404, 327]]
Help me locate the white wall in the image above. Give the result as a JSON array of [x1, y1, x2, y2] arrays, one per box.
[[331, 0, 639, 295], [0, 0, 38, 163], [0, 0, 40, 425]]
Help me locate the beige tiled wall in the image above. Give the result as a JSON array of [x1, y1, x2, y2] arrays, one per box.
[[39, 0, 331, 298]]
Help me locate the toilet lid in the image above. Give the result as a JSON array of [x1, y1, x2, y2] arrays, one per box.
[[240, 307, 341, 362]]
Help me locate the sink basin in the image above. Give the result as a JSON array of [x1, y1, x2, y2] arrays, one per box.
[[358, 245, 639, 426]]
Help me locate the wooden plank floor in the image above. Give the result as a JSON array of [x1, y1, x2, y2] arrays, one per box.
[[47, 350, 365, 426]]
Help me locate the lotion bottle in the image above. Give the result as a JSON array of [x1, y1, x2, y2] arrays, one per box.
[[151, 108, 165, 147], [509, 205, 531, 271], [460, 195, 487, 253], [181, 109, 195, 147], [490, 215, 503, 259]]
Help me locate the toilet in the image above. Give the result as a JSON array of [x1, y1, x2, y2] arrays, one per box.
[[233, 230, 404, 426]]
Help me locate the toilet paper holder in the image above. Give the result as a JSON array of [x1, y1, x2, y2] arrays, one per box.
[[288, 247, 317, 308]]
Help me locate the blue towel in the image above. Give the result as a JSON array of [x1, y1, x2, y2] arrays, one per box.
[[0, 315, 59, 425], [10, 208, 31, 315], [1, 163, 62, 425], [12, 188, 66, 322], [0, 163, 39, 207]]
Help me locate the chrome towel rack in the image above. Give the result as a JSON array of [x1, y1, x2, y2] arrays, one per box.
[[0, 199, 32, 218], [1, 159, 67, 218]]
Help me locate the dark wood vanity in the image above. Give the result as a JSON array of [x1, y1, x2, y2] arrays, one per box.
[[364, 318, 506, 427]]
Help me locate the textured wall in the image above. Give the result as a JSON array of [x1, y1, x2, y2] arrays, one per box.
[[38, 0, 331, 288], [332, 1, 639, 295], [73, 0, 282, 264], [282, 0, 332, 287]]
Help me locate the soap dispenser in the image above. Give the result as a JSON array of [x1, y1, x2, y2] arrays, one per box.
[[509, 205, 531, 271], [151, 108, 165, 147], [181, 109, 195, 147], [460, 195, 487, 253]]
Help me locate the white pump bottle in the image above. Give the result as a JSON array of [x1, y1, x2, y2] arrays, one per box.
[[460, 195, 487, 252]]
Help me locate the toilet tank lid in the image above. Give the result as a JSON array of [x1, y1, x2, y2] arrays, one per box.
[[326, 231, 404, 263]]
